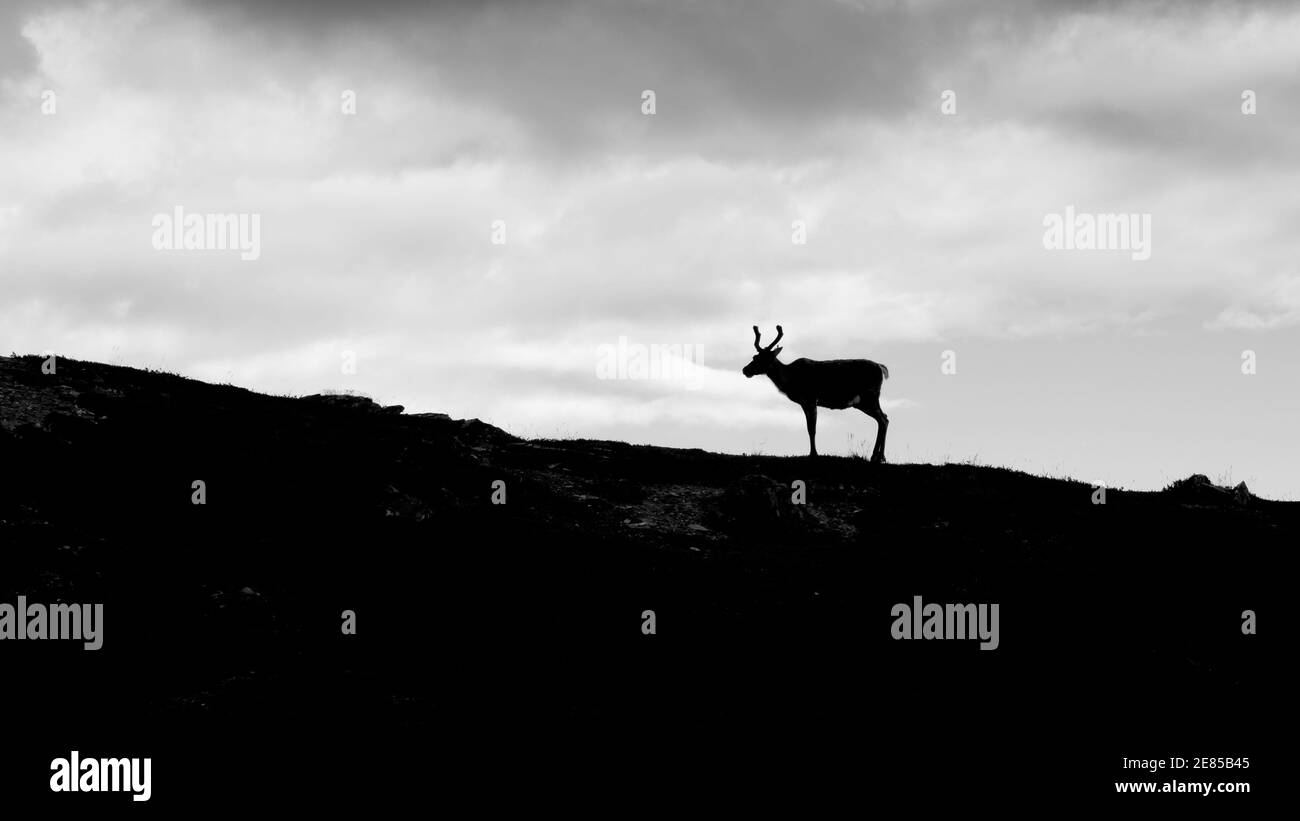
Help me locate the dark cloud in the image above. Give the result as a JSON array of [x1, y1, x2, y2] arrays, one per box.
[[0, 0, 77, 78], [11, 0, 1289, 164], [171, 0, 1300, 164], [177, 1, 977, 159], [0, 21, 36, 77]]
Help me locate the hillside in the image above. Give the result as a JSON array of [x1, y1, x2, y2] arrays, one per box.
[[0, 354, 1284, 801]]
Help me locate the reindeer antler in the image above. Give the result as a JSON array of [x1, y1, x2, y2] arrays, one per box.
[[753, 325, 763, 352], [767, 325, 784, 350]]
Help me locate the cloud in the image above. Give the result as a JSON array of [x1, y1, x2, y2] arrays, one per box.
[[1205, 275, 1300, 331], [4, 0, 1300, 497]]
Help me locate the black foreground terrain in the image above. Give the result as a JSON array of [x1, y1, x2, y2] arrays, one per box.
[[0, 354, 1281, 807]]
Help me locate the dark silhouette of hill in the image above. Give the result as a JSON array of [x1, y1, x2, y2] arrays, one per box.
[[0, 354, 1282, 806]]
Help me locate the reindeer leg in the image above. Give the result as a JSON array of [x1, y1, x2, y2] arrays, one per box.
[[802, 403, 818, 458], [858, 395, 888, 463]]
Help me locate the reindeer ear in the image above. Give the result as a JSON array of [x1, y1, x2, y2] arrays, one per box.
[[770, 346, 783, 356]]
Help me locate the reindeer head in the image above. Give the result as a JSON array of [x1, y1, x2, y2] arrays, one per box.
[[743, 325, 784, 377]]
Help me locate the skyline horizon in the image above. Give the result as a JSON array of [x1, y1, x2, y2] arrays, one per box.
[[13, 322, 1292, 502]]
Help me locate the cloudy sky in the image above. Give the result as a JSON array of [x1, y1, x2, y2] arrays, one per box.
[[3, 0, 1299, 498]]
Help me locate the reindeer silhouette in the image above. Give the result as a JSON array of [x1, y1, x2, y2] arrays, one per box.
[[743, 325, 890, 462]]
